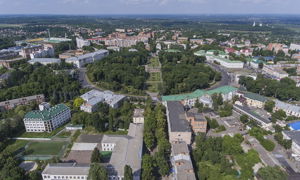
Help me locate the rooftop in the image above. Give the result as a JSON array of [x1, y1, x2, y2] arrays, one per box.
[[66, 49, 108, 62], [162, 86, 237, 102], [244, 92, 268, 102], [167, 101, 191, 132], [233, 104, 271, 124], [133, 108, 144, 118], [275, 100, 300, 114], [81, 90, 125, 107], [28, 58, 61, 64], [42, 163, 90, 176], [283, 131, 300, 146], [24, 104, 69, 121]]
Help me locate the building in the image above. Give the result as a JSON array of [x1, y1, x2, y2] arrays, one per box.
[[80, 90, 125, 113], [282, 131, 300, 161], [66, 124, 83, 131], [274, 100, 300, 117], [290, 43, 300, 51], [102, 123, 144, 180], [166, 101, 192, 144], [171, 142, 196, 180], [29, 44, 55, 59], [76, 37, 91, 49], [28, 58, 61, 65], [186, 108, 207, 133], [0, 49, 20, 60], [0, 94, 44, 111], [162, 86, 237, 108], [233, 104, 272, 130], [42, 163, 90, 180], [133, 108, 145, 124], [262, 65, 289, 80], [23, 103, 71, 132], [65, 49, 109, 68], [20, 45, 43, 59], [267, 43, 284, 53], [243, 92, 269, 109], [194, 50, 244, 69]]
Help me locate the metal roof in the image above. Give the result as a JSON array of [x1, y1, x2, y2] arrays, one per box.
[[24, 104, 69, 121], [42, 163, 90, 176], [162, 86, 237, 102], [167, 101, 191, 132]]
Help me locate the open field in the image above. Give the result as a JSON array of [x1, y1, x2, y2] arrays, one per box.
[[25, 141, 67, 155]]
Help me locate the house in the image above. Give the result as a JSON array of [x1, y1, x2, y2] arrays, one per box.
[[23, 103, 71, 133], [133, 108, 145, 124], [282, 131, 300, 161], [171, 142, 196, 180], [166, 101, 192, 144], [80, 90, 125, 113], [243, 92, 268, 109], [274, 100, 300, 117], [42, 163, 90, 180]]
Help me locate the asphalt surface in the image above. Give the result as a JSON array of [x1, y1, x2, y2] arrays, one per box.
[[205, 62, 231, 90]]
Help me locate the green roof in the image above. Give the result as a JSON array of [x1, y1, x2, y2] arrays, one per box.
[[162, 86, 237, 101], [24, 104, 69, 121], [194, 50, 242, 63], [244, 92, 269, 102]]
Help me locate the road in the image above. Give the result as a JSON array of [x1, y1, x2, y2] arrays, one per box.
[[205, 62, 231, 90]]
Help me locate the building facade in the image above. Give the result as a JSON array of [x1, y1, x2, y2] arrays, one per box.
[[0, 94, 44, 111], [42, 163, 89, 180], [66, 49, 109, 68], [23, 104, 71, 132]]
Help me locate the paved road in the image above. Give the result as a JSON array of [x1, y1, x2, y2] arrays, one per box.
[[205, 62, 231, 90]]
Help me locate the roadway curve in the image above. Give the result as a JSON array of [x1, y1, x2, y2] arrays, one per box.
[[205, 61, 231, 90]]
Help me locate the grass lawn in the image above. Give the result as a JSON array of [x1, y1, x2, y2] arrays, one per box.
[[149, 57, 160, 67], [25, 141, 67, 155], [3, 140, 28, 154], [148, 73, 161, 82], [56, 131, 72, 138]]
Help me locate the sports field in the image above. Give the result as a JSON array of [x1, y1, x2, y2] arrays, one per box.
[[25, 141, 67, 155]]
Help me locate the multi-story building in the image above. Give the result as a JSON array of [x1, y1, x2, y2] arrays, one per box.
[[42, 163, 90, 180], [282, 131, 300, 161], [243, 92, 269, 109], [101, 123, 144, 180], [274, 100, 300, 117], [80, 90, 125, 113], [29, 44, 55, 59], [290, 43, 300, 51], [76, 37, 91, 49], [65, 49, 109, 68], [28, 58, 61, 65], [0, 94, 44, 111], [166, 101, 192, 144], [162, 86, 237, 108], [171, 142, 196, 180], [262, 65, 289, 80], [23, 103, 71, 132], [133, 108, 145, 124], [186, 108, 207, 133]]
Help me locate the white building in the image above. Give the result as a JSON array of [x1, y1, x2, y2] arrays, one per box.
[[42, 163, 89, 180], [80, 90, 125, 113], [290, 43, 300, 51], [28, 58, 61, 65], [262, 65, 289, 80], [101, 123, 144, 180], [29, 45, 55, 59], [66, 49, 109, 68], [133, 108, 145, 124], [23, 104, 71, 132], [283, 131, 300, 161], [274, 100, 300, 117], [76, 37, 91, 49]]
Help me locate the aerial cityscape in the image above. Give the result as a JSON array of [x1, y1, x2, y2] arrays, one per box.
[[1, 1, 300, 180]]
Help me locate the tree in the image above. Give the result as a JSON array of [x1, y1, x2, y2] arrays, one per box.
[[91, 148, 101, 163], [195, 99, 204, 113], [211, 93, 223, 111], [257, 166, 287, 180], [124, 165, 133, 180], [272, 110, 287, 121], [240, 115, 249, 124], [28, 170, 42, 180], [88, 163, 108, 180], [264, 100, 275, 113], [142, 154, 155, 180], [73, 97, 84, 108]]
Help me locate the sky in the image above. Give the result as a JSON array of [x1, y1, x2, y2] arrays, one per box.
[[0, 0, 299, 15]]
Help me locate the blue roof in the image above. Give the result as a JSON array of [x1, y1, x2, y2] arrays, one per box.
[[289, 121, 300, 131]]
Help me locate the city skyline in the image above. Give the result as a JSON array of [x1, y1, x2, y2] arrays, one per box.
[[0, 0, 299, 15]]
